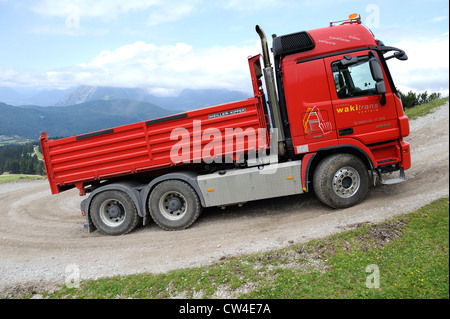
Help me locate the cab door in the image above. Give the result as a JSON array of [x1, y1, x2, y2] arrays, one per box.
[[324, 50, 400, 145], [282, 58, 338, 155]]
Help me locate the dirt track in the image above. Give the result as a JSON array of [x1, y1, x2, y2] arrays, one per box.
[[0, 103, 448, 295]]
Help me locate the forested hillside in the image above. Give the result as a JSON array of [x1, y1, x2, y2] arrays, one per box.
[[0, 143, 45, 175]]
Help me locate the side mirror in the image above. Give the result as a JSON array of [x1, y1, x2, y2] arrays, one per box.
[[369, 57, 387, 105], [394, 50, 408, 61], [385, 50, 408, 61], [369, 58, 384, 82], [375, 81, 386, 95]]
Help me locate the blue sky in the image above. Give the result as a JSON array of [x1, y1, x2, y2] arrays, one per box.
[[0, 0, 448, 96]]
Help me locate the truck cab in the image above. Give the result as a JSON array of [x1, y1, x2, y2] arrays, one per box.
[[267, 16, 410, 198]]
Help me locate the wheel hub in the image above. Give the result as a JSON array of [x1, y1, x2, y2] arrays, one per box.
[[107, 204, 121, 219], [341, 176, 353, 189], [167, 197, 182, 211], [99, 199, 126, 227], [333, 166, 361, 198], [159, 191, 187, 221]]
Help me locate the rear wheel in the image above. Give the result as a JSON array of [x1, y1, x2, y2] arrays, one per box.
[[90, 190, 140, 235], [313, 154, 369, 208], [149, 180, 201, 231]]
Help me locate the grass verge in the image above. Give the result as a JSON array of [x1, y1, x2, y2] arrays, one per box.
[[404, 97, 449, 120], [0, 174, 45, 184], [45, 197, 449, 299]]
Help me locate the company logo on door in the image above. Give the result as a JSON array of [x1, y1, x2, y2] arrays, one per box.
[[335, 103, 379, 114]]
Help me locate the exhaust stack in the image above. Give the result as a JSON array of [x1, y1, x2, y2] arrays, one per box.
[[255, 25, 285, 156]]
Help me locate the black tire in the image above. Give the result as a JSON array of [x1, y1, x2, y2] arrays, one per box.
[[149, 180, 201, 231], [313, 154, 369, 209], [90, 190, 140, 236]]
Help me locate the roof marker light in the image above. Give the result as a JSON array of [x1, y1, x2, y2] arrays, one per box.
[[329, 13, 361, 26]]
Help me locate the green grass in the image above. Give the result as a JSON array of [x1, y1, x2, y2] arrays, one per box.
[[33, 145, 43, 160], [244, 197, 449, 299], [0, 174, 45, 184], [45, 197, 449, 299], [0, 138, 33, 147], [404, 97, 449, 120]]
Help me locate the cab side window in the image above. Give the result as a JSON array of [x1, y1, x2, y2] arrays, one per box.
[[332, 56, 377, 99]]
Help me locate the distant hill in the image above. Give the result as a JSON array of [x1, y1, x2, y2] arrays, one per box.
[[166, 88, 250, 110], [0, 85, 251, 111], [55, 86, 148, 106], [0, 99, 176, 140], [0, 87, 72, 106], [0, 87, 23, 105], [26, 88, 72, 106], [0, 85, 252, 140], [55, 86, 250, 111]]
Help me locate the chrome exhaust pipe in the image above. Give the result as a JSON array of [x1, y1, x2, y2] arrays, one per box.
[[255, 25, 271, 68], [255, 25, 285, 156]]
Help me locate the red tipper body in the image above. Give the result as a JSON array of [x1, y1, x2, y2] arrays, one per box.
[[41, 97, 268, 195], [40, 55, 269, 195]]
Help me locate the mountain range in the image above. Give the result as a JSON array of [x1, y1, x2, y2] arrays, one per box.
[[0, 85, 250, 110], [0, 86, 72, 107], [0, 86, 251, 141], [0, 99, 175, 140]]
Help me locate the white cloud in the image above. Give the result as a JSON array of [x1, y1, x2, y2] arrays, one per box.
[[31, 0, 160, 19], [388, 36, 449, 96], [30, 0, 278, 24], [146, 2, 198, 26], [77, 40, 260, 94], [29, 0, 199, 35], [217, 0, 281, 11], [29, 24, 108, 36], [428, 16, 448, 23], [1, 40, 261, 94]]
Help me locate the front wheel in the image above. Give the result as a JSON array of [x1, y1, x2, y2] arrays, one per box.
[[313, 154, 369, 209]]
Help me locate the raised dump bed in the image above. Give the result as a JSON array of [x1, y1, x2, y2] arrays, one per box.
[[41, 96, 269, 195]]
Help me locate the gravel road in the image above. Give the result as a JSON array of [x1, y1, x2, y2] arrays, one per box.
[[1, 103, 448, 296]]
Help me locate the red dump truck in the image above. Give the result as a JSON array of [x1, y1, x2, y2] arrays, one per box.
[[41, 14, 411, 235]]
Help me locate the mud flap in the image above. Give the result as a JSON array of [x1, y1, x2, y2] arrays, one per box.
[[81, 198, 96, 233]]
